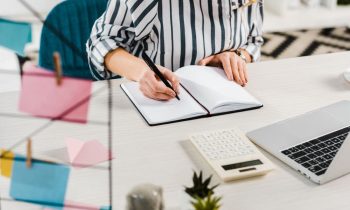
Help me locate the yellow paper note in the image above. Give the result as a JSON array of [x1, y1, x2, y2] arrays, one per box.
[[0, 149, 14, 178]]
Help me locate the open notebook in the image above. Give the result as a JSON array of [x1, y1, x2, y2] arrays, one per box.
[[121, 66, 263, 126]]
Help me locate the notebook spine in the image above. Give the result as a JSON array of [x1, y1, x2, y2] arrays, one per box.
[[180, 83, 210, 115]]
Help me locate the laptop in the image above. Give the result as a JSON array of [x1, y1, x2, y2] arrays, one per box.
[[246, 100, 350, 184]]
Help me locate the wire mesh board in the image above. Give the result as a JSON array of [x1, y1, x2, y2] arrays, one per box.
[[0, 1, 114, 209], [0, 78, 114, 209]]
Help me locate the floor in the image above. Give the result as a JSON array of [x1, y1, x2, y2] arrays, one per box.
[[261, 26, 350, 61]]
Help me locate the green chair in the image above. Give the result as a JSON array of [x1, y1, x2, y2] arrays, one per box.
[[39, 0, 108, 80]]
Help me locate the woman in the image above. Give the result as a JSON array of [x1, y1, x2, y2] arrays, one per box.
[[87, 0, 264, 100]]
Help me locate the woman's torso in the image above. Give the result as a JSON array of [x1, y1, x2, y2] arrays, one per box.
[[138, 0, 255, 71]]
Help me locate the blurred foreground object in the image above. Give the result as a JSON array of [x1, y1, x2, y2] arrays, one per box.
[[126, 183, 164, 210], [18, 62, 92, 123]]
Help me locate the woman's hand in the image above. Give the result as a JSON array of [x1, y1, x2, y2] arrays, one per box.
[[139, 65, 180, 101], [198, 50, 249, 86], [105, 48, 179, 100]]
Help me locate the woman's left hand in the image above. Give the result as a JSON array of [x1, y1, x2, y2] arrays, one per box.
[[198, 51, 248, 86]]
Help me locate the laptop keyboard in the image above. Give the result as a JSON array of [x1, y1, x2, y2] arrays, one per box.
[[281, 126, 350, 176]]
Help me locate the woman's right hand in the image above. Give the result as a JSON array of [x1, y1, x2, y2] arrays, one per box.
[[105, 48, 179, 100], [138, 65, 180, 101]]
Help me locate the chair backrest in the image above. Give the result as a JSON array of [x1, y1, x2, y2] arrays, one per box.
[[39, 0, 108, 80]]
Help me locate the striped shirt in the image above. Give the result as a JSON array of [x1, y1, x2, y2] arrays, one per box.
[[86, 0, 264, 80]]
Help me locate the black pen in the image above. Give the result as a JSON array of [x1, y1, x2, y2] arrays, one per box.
[[142, 52, 180, 100]]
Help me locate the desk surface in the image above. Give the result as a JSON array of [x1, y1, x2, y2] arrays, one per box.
[[112, 52, 350, 210], [1, 52, 350, 210]]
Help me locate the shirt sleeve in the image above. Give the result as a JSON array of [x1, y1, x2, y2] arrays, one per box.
[[241, 1, 264, 62], [86, 0, 159, 80]]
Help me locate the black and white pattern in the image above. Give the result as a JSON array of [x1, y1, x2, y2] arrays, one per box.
[[261, 27, 350, 61], [87, 0, 264, 79]]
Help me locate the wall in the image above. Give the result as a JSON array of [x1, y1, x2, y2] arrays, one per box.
[[0, 0, 63, 57], [0, 0, 62, 19]]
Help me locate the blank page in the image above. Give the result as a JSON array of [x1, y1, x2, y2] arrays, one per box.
[[175, 66, 262, 113], [121, 82, 207, 125]]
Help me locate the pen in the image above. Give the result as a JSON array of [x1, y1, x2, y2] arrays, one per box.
[[142, 52, 180, 100]]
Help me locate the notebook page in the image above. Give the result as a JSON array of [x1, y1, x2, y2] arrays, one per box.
[[121, 82, 207, 125], [175, 66, 262, 113]]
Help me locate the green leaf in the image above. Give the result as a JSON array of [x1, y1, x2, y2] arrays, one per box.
[[184, 171, 220, 199], [191, 194, 222, 210]]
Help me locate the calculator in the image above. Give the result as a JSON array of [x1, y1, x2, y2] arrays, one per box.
[[189, 127, 274, 182]]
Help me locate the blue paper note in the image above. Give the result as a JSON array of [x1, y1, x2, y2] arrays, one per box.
[[0, 18, 32, 56], [10, 156, 70, 208]]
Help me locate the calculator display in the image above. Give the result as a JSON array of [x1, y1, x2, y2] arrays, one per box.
[[222, 159, 263, 171]]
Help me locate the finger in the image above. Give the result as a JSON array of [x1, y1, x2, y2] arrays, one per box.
[[243, 62, 248, 83], [230, 55, 242, 85], [143, 71, 158, 92], [142, 81, 174, 100], [147, 89, 173, 101], [139, 77, 152, 96], [144, 88, 172, 101], [162, 69, 180, 93], [147, 75, 176, 97], [198, 55, 214, 66], [156, 66, 180, 94], [238, 60, 246, 86], [139, 83, 157, 100], [219, 55, 233, 81], [139, 82, 148, 97], [153, 92, 174, 101], [154, 82, 176, 97], [143, 72, 158, 91], [140, 71, 175, 100]]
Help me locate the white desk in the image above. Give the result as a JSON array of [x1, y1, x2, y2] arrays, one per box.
[[1, 52, 350, 210], [112, 52, 350, 210]]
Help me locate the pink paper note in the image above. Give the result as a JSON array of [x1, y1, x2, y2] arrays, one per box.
[[18, 62, 92, 123], [44, 200, 100, 210], [64, 200, 100, 210], [66, 138, 113, 168]]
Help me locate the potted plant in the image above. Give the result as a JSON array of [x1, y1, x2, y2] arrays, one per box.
[[184, 171, 222, 210]]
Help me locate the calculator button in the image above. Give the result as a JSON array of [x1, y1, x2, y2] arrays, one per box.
[[191, 129, 259, 161]]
